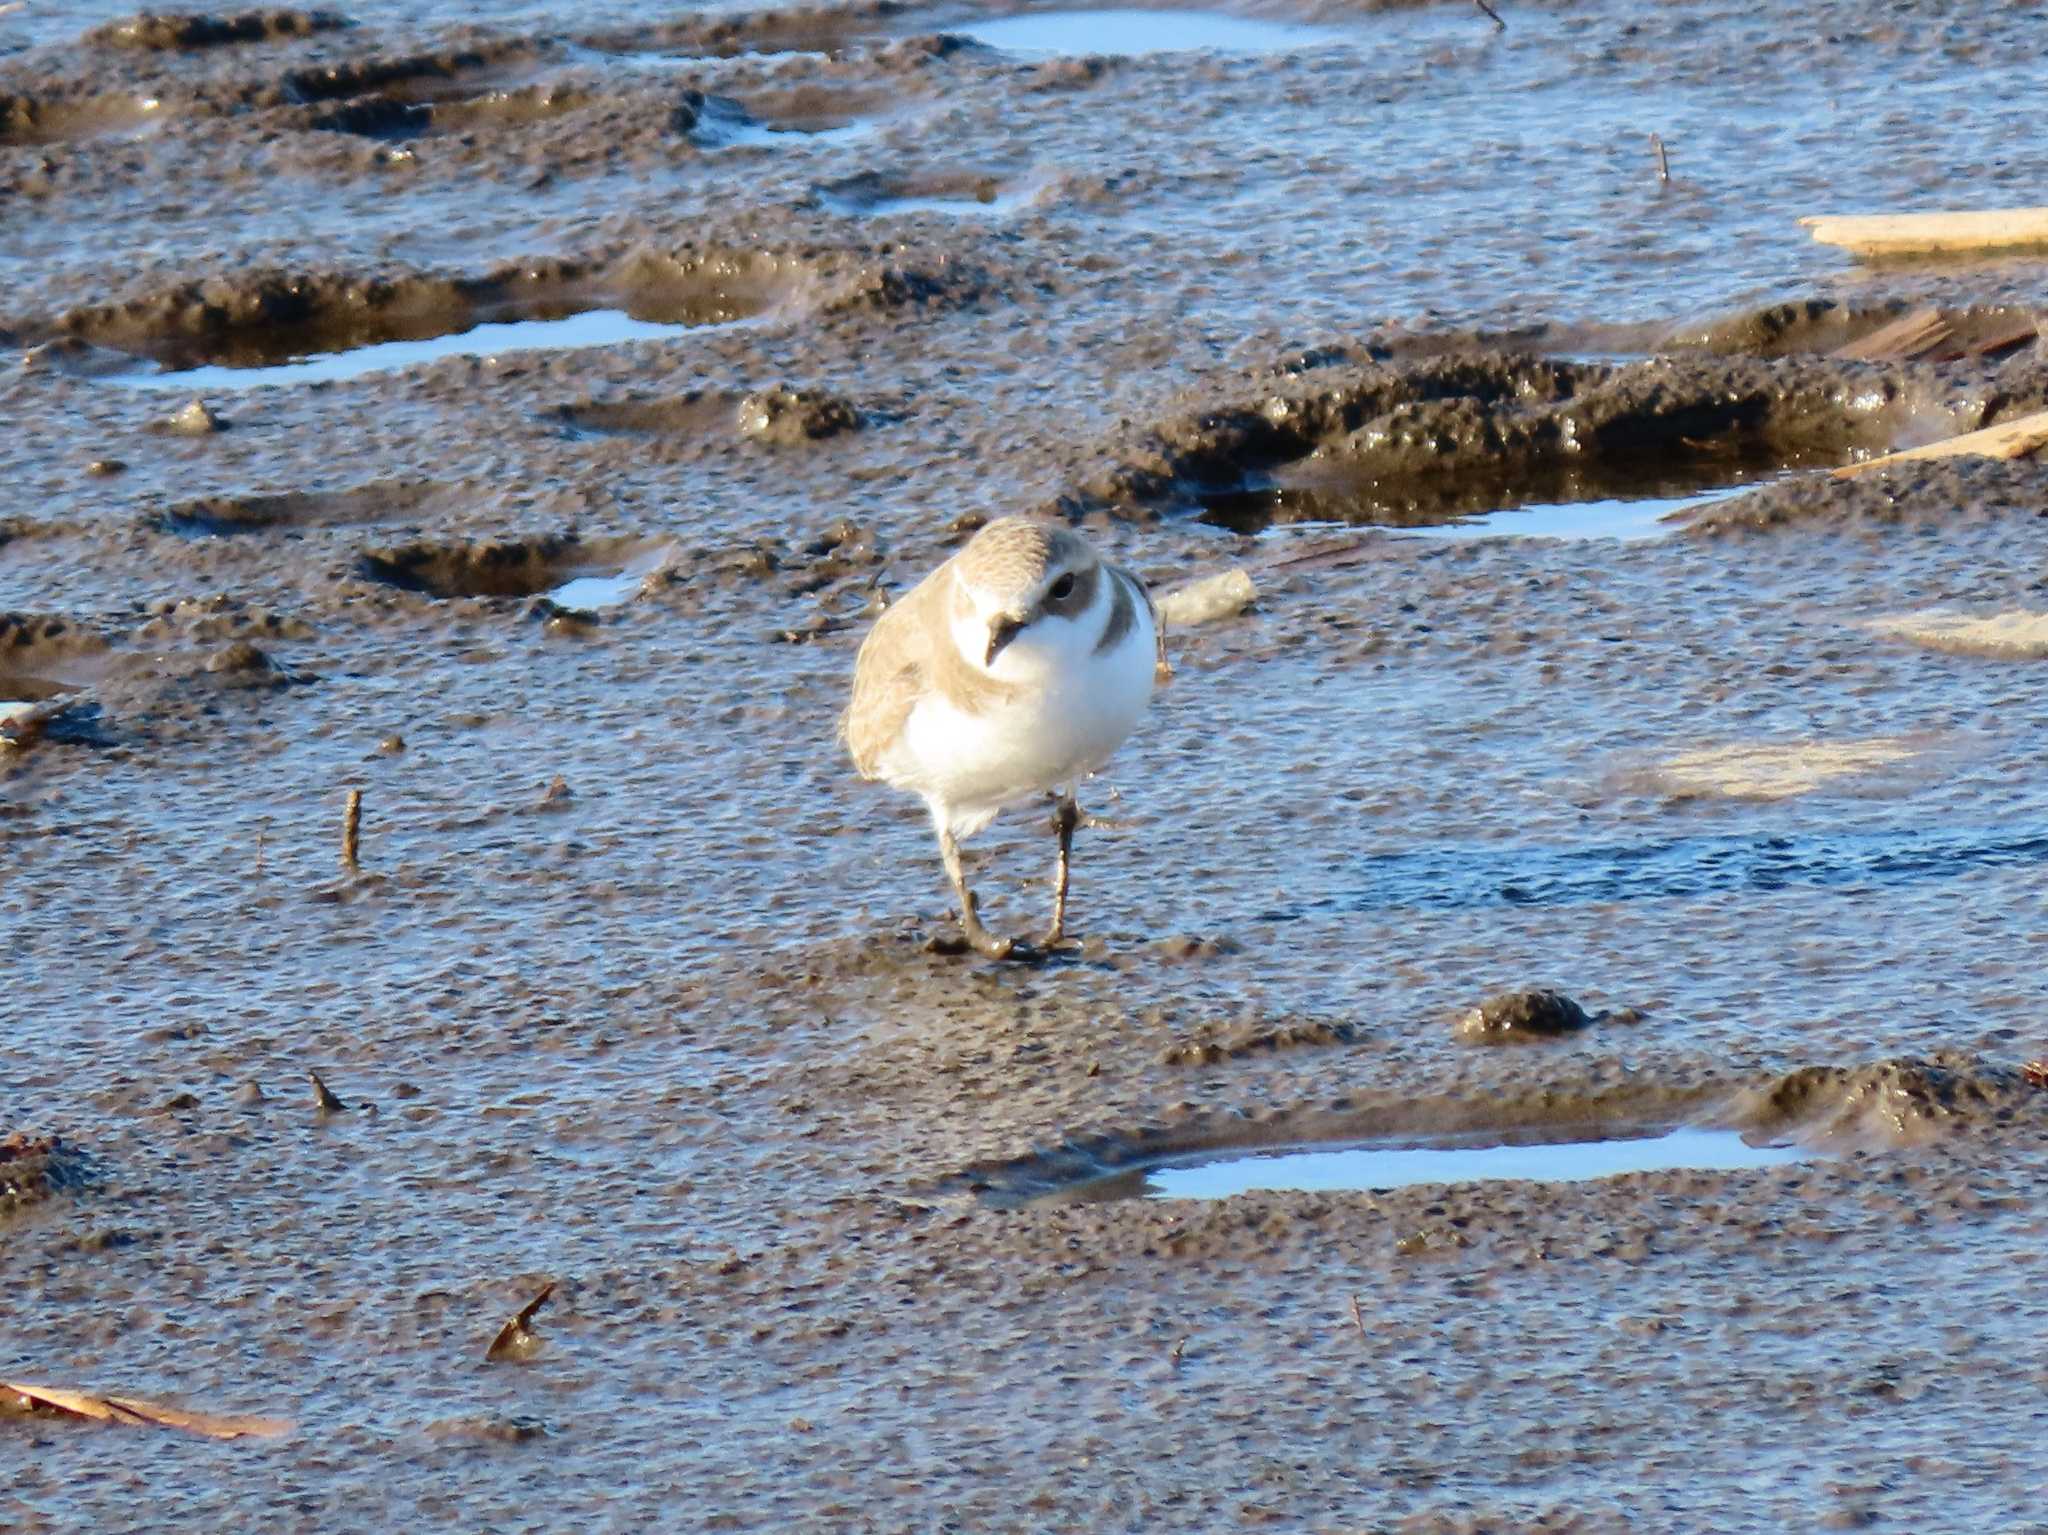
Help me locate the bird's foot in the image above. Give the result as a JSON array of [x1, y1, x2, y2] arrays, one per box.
[[926, 924, 1043, 963], [1039, 918, 1080, 952], [947, 890, 1035, 963], [965, 924, 1019, 961]]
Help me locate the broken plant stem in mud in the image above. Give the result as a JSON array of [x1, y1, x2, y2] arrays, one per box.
[[487, 1282, 558, 1363], [1651, 134, 1670, 183], [309, 1068, 347, 1114], [1351, 1295, 1367, 1339], [341, 787, 362, 870], [1474, 0, 1506, 29]]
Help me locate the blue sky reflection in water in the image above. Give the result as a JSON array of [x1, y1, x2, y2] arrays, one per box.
[[1134, 1129, 1809, 1201]]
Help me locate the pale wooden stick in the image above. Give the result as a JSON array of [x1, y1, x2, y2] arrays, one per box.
[[1832, 306, 1950, 363], [1801, 208, 2048, 258], [341, 788, 361, 869], [1833, 408, 2048, 479], [2, 1381, 288, 1439]]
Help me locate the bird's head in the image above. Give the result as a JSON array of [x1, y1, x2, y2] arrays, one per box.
[[950, 518, 1103, 674]]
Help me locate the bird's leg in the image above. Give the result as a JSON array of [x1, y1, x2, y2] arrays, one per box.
[[938, 826, 1015, 960], [1044, 791, 1081, 948]]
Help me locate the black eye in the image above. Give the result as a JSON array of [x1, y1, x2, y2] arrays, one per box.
[[1049, 573, 1076, 601]]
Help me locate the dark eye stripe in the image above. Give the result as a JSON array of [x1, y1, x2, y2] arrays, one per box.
[[1043, 562, 1097, 618]]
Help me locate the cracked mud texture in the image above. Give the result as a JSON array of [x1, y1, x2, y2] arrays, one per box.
[[8, 0, 2048, 1530]]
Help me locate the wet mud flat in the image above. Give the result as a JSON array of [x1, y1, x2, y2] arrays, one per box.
[[9, 0, 2048, 1529]]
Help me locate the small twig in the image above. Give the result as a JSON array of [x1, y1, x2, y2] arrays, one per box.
[[1350, 1295, 1366, 1339], [340, 788, 361, 870], [253, 830, 265, 875], [1474, 0, 1506, 30], [1170, 1336, 1188, 1368], [1650, 133, 1671, 184], [308, 1068, 347, 1114]]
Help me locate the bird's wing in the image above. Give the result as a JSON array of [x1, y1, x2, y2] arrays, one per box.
[[842, 566, 944, 779]]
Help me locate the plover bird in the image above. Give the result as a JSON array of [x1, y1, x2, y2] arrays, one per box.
[[843, 517, 1162, 958]]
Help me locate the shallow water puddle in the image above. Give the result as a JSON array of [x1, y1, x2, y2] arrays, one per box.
[[1408, 485, 1756, 541], [547, 547, 676, 611], [873, 189, 1032, 216], [1204, 477, 1770, 538], [694, 96, 879, 150], [703, 116, 876, 149], [959, 9, 1354, 55], [1074, 1128, 1805, 1202], [104, 309, 746, 392], [821, 177, 1039, 219]]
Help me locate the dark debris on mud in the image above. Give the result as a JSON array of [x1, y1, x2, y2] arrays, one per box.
[[87, 10, 354, 51], [1453, 988, 1596, 1043], [0, 1133, 85, 1219]]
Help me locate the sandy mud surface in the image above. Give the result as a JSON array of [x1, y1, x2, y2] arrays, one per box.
[[7, 0, 2048, 1528]]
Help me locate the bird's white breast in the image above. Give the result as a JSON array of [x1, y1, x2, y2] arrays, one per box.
[[887, 567, 1156, 834]]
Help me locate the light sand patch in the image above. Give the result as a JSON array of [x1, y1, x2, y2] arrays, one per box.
[[1864, 608, 2048, 659], [1653, 738, 1919, 799]]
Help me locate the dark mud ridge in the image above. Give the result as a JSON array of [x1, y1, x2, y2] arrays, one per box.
[[25, 245, 985, 374], [550, 384, 866, 443], [147, 477, 449, 537], [86, 10, 354, 50], [0, 600, 312, 755], [1067, 338, 2048, 530], [1683, 452, 2048, 535], [1730, 1053, 2042, 1145], [1074, 351, 1904, 528], [4, 16, 980, 188], [0, 613, 110, 702], [1671, 297, 2046, 363], [579, 0, 929, 60], [355, 531, 672, 604]]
